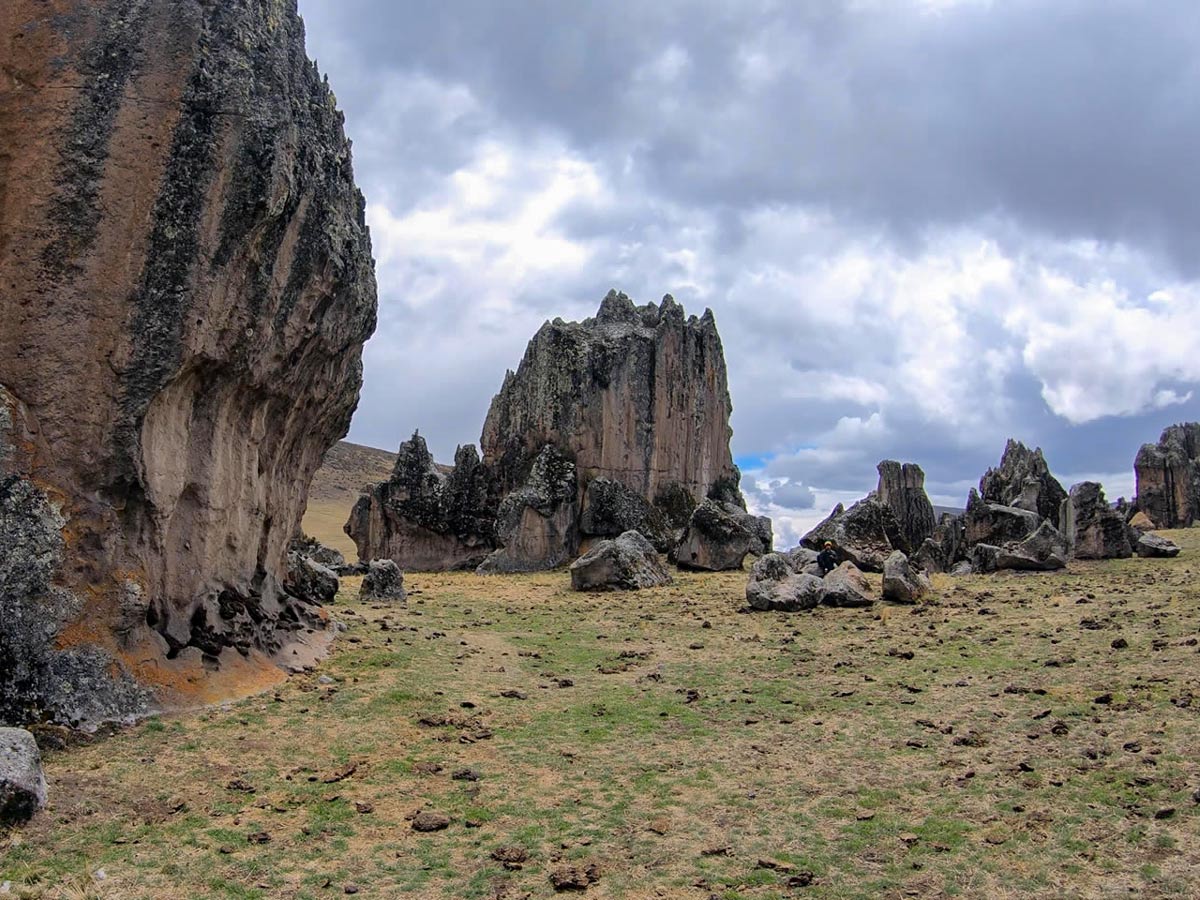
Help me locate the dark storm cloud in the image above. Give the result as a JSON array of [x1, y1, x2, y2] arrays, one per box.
[[303, 0, 1200, 271], [296, 0, 1200, 529]]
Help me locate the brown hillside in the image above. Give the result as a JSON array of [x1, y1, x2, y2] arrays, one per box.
[[302, 441, 397, 557]]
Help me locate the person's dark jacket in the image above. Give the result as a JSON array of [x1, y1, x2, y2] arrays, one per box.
[[817, 548, 838, 576]]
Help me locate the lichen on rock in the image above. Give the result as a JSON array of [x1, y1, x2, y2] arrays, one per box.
[[0, 0, 376, 724]]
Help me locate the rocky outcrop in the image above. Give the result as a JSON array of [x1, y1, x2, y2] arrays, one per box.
[[351, 292, 757, 573], [674, 500, 767, 571], [0, 1, 375, 725], [579, 478, 673, 551], [801, 496, 905, 572], [1135, 423, 1200, 528], [963, 489, 1040, 548], [979, 440, 1067, 524], [569, 531, 672, 592], [290, 534, 347, 572], [913, 513, 966, 574], [876, 461, 936, 551], [346, 434, 494, 571], [477, 445, 578, 574], [1062, 482, 1132, 560], [993, 521, 1070, 571], [882, 551, 931, 604], [285, 552, 340, 606], [0, 728, 47, 826], [360, 560, 406, 603], [745, 554, 824, 612]]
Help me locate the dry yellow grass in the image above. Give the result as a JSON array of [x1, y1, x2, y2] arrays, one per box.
[[4, 532, 1200, 899]]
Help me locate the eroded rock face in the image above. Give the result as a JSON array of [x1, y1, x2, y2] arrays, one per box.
[[0, 1, 375, 724], [346, 434, 494, 571], [979, 440, 1067, 524], [350, 292, 755, 573], [674, 500, 761, 571], [993, 521, 1069, 571], [1135, 423, 1200, 528], [1063, 482, 1131, 560], [569, 531, 672, 592], [963, 489, 1040, 549], [876, 461, 936, 552], [477, 445, 578, 574]]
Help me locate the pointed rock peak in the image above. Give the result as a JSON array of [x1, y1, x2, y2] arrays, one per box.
[[658, 293, 684, 321], [596, 289, 638, 324]]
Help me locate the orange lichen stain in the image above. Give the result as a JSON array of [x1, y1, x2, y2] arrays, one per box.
[[123, 642, 286, 707]]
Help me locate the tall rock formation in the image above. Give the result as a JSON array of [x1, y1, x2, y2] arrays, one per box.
[[0, 1, 376, 726], [1135, 423, 1200, 528], [979, 440, 1067, 525], [349, 291, 751, 571], [1062, 481, 1132, 560], [875, 460, 936, 552]]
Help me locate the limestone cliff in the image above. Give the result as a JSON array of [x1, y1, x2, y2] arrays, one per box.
[[1135, 423, 1200, 528], [0, 0, 376, 726], [349, 291, 748, 571]]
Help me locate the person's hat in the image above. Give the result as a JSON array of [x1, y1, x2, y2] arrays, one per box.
[[823, 541, 833, 548]]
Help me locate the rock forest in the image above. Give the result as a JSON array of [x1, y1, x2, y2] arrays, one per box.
[[2, 3, 1198, 899]]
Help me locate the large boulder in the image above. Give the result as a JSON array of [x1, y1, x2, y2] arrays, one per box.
[[979, 440, 1068, 524], [360, 560, 406, 603], [674, 500, 759, 571], [0, 727, 47, 826], [0, 1, 375, 725], [477, 446, 578, 574], [745, 554, 825, 612], [882, 551, 932, 604], [569, 531, 672, 592], [876, 461, 937, 551], [346, 435, 495, 572], [801, 495, 905, 572], [1134, 423, 1200, 528], [820, 562, 875, 608], [993, 521, 1069, 571], [1062, 482, 1132, 560], [285, 553, 340, 606], [1128, 510, 1157, 532], [1135, 532, 1181, 559]]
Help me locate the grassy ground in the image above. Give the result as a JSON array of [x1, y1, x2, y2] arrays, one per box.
[[301, 500, 359, 561], [4, 532, 1200, 899]]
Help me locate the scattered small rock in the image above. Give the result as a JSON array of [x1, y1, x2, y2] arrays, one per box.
[[411, 811, 452, 832]]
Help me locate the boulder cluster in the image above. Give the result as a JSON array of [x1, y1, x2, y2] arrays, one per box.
[[787, 438, 1180, 597], [348, 292, 771, 576]]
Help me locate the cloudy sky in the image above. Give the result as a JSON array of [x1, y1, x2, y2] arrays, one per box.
[[297, 0, 1200, 545]]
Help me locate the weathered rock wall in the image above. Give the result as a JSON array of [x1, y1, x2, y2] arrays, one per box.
[[481, 290, 741, 510], [0, 0, 376, 725], [1135, 423, 1200, 528], [351, 291, 749, 572]]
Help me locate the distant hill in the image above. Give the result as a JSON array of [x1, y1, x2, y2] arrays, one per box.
[[302, 440, 397, 557]]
